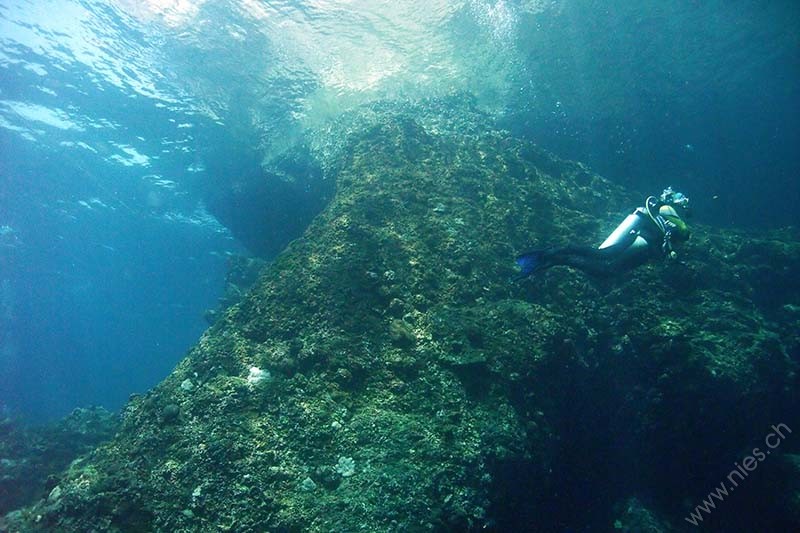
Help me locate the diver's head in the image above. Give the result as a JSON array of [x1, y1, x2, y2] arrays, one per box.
[[660, 186, 690, 214]]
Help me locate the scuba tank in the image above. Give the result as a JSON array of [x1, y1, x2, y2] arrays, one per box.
[[599, 196, 665, 251], [598, 193, 687, 262], [599, 209, 647, 249]]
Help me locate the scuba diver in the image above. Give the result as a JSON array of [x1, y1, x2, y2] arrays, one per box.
[[516, 187, 691, 279]]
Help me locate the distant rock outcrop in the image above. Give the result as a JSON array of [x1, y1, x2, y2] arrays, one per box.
[[0, 407, 118, 518]]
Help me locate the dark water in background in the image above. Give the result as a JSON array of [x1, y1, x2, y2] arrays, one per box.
[[504, 1, 800, 229], [0, 0, 798, 422]]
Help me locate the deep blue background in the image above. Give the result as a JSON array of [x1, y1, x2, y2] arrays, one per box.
[[0, 126, 237, 421], [504, 0, 800, 229]]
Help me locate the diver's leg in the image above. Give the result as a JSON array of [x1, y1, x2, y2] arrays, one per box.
[[516, 246, 617, 278], [546, 247, 620, 277], [515, 233, 643, 279], [555, 238, 655, 277]]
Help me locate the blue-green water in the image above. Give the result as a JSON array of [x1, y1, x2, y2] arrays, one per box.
[[1, 0, 798, 424]]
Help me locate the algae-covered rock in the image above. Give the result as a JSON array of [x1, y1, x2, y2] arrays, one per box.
[[0, 407, 118, 518], [5, 102, 798, 532]]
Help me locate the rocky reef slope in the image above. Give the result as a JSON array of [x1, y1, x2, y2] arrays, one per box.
[[5, 105, 798, 532]]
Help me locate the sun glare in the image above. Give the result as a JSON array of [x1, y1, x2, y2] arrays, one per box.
[[115, 0, 203, 27]]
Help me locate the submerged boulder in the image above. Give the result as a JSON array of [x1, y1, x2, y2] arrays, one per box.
[[5, 104, 798, 532]]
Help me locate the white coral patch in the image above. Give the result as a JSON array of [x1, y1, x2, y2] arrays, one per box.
[[247, 366, 269, 385]]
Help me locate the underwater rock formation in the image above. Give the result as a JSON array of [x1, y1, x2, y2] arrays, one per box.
[[203, 255, 268, 325], [202, 143, 333, 258], [4, 105, 798, 532], [0, 407, 118, 518]]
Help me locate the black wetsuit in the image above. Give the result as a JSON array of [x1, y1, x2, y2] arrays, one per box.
[[516, 202, 689, 278]]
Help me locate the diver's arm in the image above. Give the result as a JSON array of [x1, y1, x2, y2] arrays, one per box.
[[663, 215, 690, 240], [662, 230, 676, 259], [660, 216, 689, 259]]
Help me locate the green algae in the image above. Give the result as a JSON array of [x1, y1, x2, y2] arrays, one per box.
[[4, 103, 799, 532]]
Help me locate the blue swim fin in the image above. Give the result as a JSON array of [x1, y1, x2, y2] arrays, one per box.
[[515, 250, 546, 280]]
